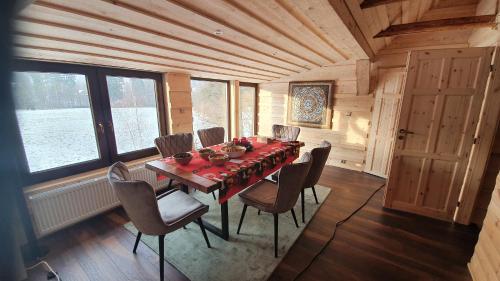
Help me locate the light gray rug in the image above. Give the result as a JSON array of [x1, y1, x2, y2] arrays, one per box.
[[124, 185, 331, 281]]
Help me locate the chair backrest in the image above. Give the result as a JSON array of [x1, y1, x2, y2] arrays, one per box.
[[272, 124, 300, 141], [274, 152, 312, 213], [303, 140, 332, 188], [155, 133, 193, 157], [107, 162, 167, 235], [197, 127, 225, 147]]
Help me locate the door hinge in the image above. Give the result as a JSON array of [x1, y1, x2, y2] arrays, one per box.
[[490, 64, 494, 72], [473, 137, 479, 144], [457, 201, 461, 207]]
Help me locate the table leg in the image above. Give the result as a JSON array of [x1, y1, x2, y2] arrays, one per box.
[[193, 201, 229, 241]]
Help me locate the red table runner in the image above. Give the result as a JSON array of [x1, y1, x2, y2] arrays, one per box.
[[158, 137, 300, 203]]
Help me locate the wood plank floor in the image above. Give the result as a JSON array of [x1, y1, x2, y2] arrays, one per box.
[[26, 166, 478, 281]]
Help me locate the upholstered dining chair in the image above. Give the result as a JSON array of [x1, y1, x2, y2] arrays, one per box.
[[272, 140, 332, 223], [108, 162, 211, 281], [197, 127, 225, 147], [154, 133, 193, 189], [272, 124, 301, 141], [236, 152, 312, 257]]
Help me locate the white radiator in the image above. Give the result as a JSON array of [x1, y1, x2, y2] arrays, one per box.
[[25, 166, 168, 238]]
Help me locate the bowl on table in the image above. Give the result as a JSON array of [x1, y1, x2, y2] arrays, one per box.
[[209, 153, 229, 166], [173, 152, 193, 165], [220, 145, 246, 159], [198, 148, 215, 160]]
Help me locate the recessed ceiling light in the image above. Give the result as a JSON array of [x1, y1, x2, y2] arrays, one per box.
[[214, 29, 224, 35]]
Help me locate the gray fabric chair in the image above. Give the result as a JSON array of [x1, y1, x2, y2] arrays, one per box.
[[272, 124, 300, 141], [154, 133, 193, 190], [236, 152, 312, 257], [107, 162, 211, 281], [197, 127, 225, 147], [154, 133, 193, 158], [272, 140, 332, 223]]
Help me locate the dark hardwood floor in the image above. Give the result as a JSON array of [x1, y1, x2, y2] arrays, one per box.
[[26, 166, 478, 281]]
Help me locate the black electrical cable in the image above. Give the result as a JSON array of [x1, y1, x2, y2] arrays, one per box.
[[293, 184, 386, 281]]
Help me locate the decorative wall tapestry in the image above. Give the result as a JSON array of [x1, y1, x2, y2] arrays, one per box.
[[287, 81, 333, 129]]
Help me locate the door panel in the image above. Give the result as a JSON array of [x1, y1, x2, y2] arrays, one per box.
[[384, 47, 494, 221], [365, 68, 405, 178]]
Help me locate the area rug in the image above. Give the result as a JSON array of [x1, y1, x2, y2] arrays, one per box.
[[124, 185, 331, 281]]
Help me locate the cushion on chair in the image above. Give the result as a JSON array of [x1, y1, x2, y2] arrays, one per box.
[[157, 189, 209, 228], [238, 181, 279, 213]]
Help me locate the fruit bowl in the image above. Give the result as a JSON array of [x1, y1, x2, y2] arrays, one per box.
[[173, 152, 193, 165], [221, 145, 246, 158], [209, 153, 229, 166], [198, 148, 215, 160]]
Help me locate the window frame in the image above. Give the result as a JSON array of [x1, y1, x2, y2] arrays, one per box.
[[11, 60, 166, 186], [97, 68, 167, 163], [239, 82, 259, 136], [190, 77, 231, 140]]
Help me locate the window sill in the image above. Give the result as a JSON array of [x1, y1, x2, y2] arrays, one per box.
[[24, 155, 162, 197]]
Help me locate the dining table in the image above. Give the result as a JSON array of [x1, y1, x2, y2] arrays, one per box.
[[145, 136, 304, 240]]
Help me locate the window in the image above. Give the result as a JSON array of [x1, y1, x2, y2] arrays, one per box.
[[105, 76, 160, 154], [12, 71, 100, 173], [191, 78, 229, 148], [11, 61, 165, 184], [239, 83, 257, 137]]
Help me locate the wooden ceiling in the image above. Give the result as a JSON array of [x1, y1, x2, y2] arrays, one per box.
[[14, 0, 485, 82]]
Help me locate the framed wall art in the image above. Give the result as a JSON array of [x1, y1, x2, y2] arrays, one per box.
[[287, 81, 334, 129]]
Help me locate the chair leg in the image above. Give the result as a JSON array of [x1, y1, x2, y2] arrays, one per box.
[[237, 204, 248, 234], [301, 190, 305, 223], [290, 208, 299, 228], [274, 214, 279, 258], [311, 186, 319, 204], [197, 218, 211, 248], [212, 191, 217, 200], [258, 209, 261, 216], [133, 232, 142, 253], [158, 235, 165, 281]]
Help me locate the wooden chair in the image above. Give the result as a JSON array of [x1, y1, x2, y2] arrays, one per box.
[[272, 140, 332, 223], [154, 133, 193, 189], [107, 162, 211, 281], [197, 127, 225, 147], [236, 153, 312, 257], [272, 124, 300, 141]]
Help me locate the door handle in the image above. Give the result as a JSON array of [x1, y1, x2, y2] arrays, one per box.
[[399, 129, 414, 135]]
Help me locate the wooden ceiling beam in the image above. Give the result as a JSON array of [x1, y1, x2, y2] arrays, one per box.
[[374, 15, 497, 38], [360, 0, 413, 9], [15, 44, 273, 81]]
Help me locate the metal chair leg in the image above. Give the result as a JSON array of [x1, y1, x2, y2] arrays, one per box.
[[274, 214, 279, 258], [133, 232, 142, 253], [258, 209, 261, 215], [311, 186, 319, 204], [197, 218, 211, 248], [212, 191, 217, 200], [301, 190, 305, 223], [159, 235, 165, 281], [290, 208, 299, 228], [237, 204, 248, 234]]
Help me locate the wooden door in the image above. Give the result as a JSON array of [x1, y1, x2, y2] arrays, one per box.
[[384, 48, 494, 221], [365, 67, 406, 178]]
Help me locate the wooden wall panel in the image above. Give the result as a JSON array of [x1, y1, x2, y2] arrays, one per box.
[[258, 62, 373, 171], [164, 73, 193, 134], [468, 172, 500, 281]]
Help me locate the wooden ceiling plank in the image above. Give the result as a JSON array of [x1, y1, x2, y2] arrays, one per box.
[[106, 0, 320, 69], [274, 0, 352, 60], [225, 0, 339, 64], [361, 0, 416, 9], [374, 15, 497, 37], [16, 18, 292, 77], [28, 0, 307, 73], [14, 33, 279, 80], [166, 0, 324, 68], [15, 45, 272, 82]]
